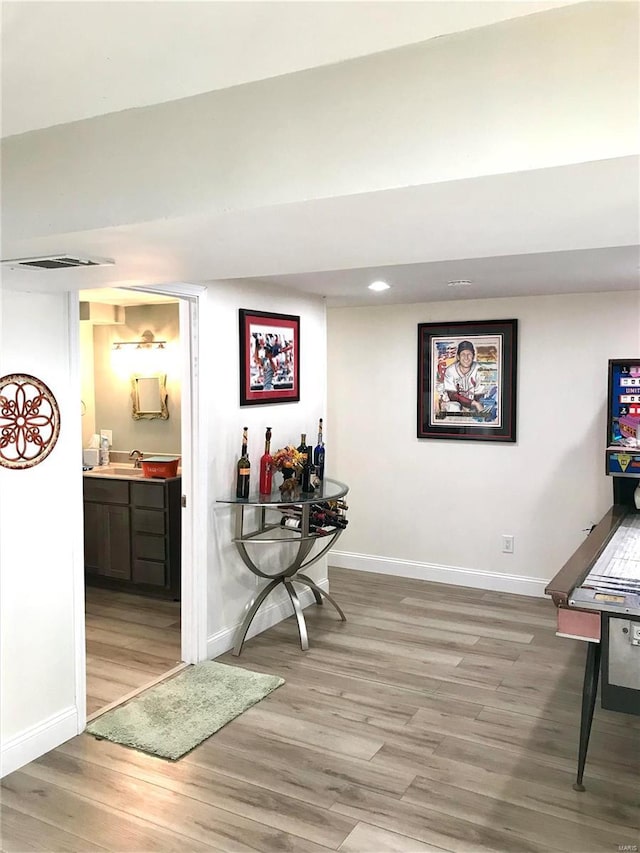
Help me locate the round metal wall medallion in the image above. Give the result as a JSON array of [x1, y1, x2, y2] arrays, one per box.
[[0, 373, 61, 469]]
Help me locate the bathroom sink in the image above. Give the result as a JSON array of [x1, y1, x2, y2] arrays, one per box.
[[85, 465, 145, 478]]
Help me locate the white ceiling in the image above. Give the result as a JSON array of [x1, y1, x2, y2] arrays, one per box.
[[5, 155, 639, 306], [2, 1, 638, 309], [1, 1, 573, 138]]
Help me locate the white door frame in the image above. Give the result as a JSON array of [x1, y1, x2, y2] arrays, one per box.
[[135, 282, 208, 664], [71, 282, 208, 732]]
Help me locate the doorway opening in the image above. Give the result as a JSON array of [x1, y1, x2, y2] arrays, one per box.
[[76, 283, 206, 722]]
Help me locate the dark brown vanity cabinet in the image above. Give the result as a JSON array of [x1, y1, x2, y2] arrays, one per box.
[[83, 476, 181, 599], [130, 479, 181, 599], [83, 479, 131, 581]]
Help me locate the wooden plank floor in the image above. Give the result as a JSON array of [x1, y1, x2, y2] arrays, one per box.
[[2, 567, 639, 852], [84, 586, 182, 716]]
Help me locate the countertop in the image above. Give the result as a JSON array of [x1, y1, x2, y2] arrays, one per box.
[[83, 463, 182, 482]]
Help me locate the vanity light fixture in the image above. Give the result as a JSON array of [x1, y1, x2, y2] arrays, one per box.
[[368, 280, 391, 292], [447, 279, 473, 288], [112, 330, 166, 351]]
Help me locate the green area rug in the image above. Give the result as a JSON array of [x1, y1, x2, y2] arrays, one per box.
[[86, 661, 284, 760]]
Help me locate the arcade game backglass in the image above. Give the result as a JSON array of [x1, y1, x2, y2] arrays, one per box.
[[606, 359, 640, 481]]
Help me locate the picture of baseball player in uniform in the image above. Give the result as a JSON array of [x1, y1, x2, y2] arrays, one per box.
[[432, 336, 500, 425], [443, 340, 485, 412], [249, 326, 295, 391]]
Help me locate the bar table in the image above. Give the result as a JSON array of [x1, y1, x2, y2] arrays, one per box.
[[217, 478, 349, 655]]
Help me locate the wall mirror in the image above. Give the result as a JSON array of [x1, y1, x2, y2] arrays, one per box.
[[131, 373, 169, 420]]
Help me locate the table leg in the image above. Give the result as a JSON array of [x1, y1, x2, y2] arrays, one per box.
[[573, 639, 602, 792], [233, 578, 282, 656], [297, 573, 323, 605], [284, 580, 309, 650], [296, 573, 347, 621]]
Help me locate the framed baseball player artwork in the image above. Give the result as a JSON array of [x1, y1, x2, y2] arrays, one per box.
[[417, 319, 518, 442], [239, 309, 300, 406]]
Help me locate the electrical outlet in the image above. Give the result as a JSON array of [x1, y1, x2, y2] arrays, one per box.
[[100, 429, 113, 447], [502, 535, 514, 554]]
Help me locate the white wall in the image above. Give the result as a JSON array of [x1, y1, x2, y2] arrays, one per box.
[[0, 280, 327, 776], [204, 281, 328, 657], [92, 303, 182, 455], [0, 289, 83, 775], [327, 291, 640, 595]]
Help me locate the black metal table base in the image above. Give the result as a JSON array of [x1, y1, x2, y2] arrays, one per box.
[[573, 639, 602, 792]]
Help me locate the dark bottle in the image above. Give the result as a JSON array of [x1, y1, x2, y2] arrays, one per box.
[[259, 427, 273, 495], [313, 418, 325, 485], [310, 507, 348, 529], [311, 500, 348, 528], [298, 433, 313, 492], [235, 426, 250, 498]]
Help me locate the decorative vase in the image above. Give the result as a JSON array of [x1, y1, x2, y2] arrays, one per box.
[[279, 468, 298, 498]]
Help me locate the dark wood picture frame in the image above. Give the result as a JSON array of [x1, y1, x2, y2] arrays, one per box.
[[239, 309, 300, 406], [417, 318, 518, 442]]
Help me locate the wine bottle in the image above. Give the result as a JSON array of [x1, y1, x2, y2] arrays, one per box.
[[281, 502, 348, 529], [277, 504, 302, 513], [235, 426, 250, 498], [311, 501, 348, 527], [280, 516, 330, 536], [326, 498, 349, 512], [313, 418, 325, 485], [311, 509, 348, 529], [259, 426, 273, 495], [298, 433, 313, 492]]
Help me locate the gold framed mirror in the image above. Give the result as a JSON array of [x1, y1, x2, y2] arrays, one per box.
[[131, 373, 169, 420]]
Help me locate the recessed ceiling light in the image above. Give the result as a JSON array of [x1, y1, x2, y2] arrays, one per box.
[[368, 280, 390, 292], [447, 279, 473, 287]]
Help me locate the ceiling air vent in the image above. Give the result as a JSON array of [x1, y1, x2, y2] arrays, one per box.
[[1, 255, 115, 270]]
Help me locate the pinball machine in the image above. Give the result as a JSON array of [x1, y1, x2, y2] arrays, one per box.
[[546, 359, 640, 791]]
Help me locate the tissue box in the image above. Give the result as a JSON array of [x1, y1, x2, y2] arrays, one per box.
[[83, 448, 100, 466]]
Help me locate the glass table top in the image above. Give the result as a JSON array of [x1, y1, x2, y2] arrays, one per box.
[[217, 477, 348, 507]]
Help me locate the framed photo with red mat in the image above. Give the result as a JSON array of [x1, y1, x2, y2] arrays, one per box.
[[239, 309, 300, 406]]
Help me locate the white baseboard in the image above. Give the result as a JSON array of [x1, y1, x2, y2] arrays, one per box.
[[207, 578, 329, 660], [329, 550, 548, 598], [1, 706, 78, 779]]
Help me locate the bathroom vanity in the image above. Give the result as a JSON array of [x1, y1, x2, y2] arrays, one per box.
[[83, 466, 181, 599]]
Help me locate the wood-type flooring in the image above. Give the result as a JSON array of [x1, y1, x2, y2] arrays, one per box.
[[1, 567, 639, 852], [85, 585, 182, 716]]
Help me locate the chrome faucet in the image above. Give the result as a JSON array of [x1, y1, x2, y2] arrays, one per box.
[[129, 449, 144, 468]]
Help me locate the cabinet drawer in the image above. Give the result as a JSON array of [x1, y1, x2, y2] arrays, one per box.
[[83, 478, 129, 505], [133, 559, 167, 587], [131, 482, 165, 509], [134, 534, 166, 561], [131, 508, 165, 535]]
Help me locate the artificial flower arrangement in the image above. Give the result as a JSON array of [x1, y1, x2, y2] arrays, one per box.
[[270, 445, 304, 473]]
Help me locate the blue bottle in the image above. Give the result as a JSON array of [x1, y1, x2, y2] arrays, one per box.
[[313, 418, 325, 484]]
